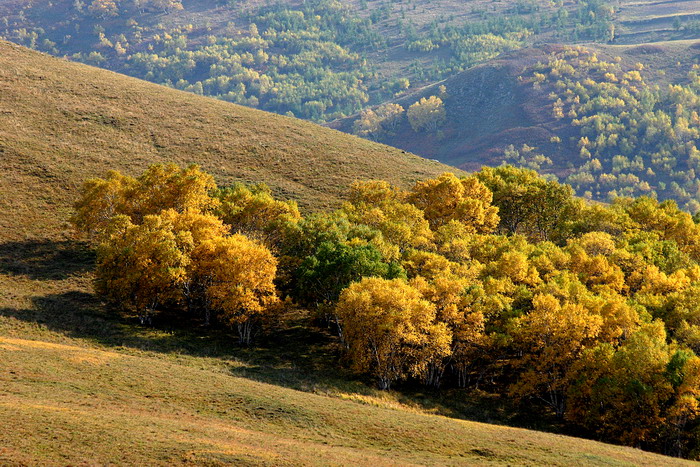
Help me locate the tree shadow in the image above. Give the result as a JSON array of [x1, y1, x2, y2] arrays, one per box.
[[0, 290, 547, 433], [0, 289, 356, 392], [0, 240, 94, 280]]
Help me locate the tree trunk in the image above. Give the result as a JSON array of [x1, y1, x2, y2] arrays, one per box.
[[238, 320, 254, 345]]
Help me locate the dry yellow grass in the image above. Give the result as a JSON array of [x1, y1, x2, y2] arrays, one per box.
[[1, 335, 695, 466], [0, 39, 452, 243]]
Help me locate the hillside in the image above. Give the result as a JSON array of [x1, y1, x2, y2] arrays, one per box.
[[0, 0, 618, 121], [334, 39, 700, 211], [0, 39, 450, 243], [3, 0, 697, 124], [1, 332, 694, 466], [0, 329, 684, 466], [0, 41, 695, 466]]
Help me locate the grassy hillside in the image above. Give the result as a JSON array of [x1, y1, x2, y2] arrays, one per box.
[[615, 0, 700, 44], [0, 40, 450, 243], [4, 329, 694, 466]]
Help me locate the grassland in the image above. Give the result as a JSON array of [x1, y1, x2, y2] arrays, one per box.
[[2, 324, 695, 466], [0, 41, 696, 465]]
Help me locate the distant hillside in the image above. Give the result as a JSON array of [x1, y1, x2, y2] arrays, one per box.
[[0, 40, 450, 243], [334, 40, 700, 211], [0, 0, 618, 121]]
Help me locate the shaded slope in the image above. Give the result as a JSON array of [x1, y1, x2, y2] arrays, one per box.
[[332, 40, 700, 192], [330, 45, 567, 170], [0, 40, 450, 243]]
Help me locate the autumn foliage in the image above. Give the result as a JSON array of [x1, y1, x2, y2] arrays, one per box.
[[73, 163, 700, 458]]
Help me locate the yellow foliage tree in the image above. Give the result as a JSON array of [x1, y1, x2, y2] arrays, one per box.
[[192, 234, 279, 344], [352, 109, 382, 140], [88, 0, 119, 17], [336, 277, 452, 389], [407, 96, 446, 132], [343, 180, 433, 253], [95, 214, 189, 324], [408, 173, 499, 233], [509, 293, 603, 418], [375, 102, 404, 131], [216, 182, 300, 248], [71, 170, 137, 241], [72, 164, 219, 241]]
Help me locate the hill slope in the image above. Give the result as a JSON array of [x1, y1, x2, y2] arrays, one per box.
[[0, 0, 617, 122], [0, 40, 450, 243], [2, 332, 693, 466]]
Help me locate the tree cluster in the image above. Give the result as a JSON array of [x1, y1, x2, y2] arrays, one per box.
[[74, 163, 700, 458], [71, 164, 299, 343]]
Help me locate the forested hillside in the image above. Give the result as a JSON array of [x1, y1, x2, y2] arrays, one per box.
[[0, 0, 618, 121], [337, 40, 700, 212], [2, 40, 694, 465], [5, 0, 700, 209]]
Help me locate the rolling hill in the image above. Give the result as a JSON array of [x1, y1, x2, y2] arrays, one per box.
[[0, 39, 451, 243], [0, 40, 695, 465], [0, 0, 617, 122]]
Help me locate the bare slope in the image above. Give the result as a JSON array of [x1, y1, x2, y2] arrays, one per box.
[[0, 40, 449, 243]]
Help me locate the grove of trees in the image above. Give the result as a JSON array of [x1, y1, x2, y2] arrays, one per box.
[[73, 163, 700, 459], [1, 0, 620, 121], [526, 46, 700, 212]]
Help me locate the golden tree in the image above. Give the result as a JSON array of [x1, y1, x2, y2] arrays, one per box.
[[216, 182, 300, 248], [407, 96, 446, 132], [88, 0, 119, 18], [95, 214, 189, 324], [343, 180, 433, 254], [509, 293, 603, 418], [336, 277, 451, 389], [72, 164, 219, 241], [408, 173, 499, 233], [71, 170, 137, 241], [192, 234, 279, 344]]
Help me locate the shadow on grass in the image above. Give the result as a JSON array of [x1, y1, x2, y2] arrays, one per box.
[[0, 289, 359, 393], [0, 286, 539, 430], [0, 240, 94, 280]]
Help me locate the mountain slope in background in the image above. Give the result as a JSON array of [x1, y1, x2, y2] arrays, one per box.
[[334, 40, 700, 210]]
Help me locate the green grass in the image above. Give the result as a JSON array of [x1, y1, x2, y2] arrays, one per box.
[[0, 40, 696, 465]]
